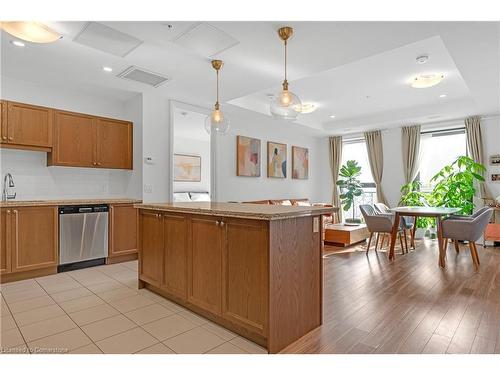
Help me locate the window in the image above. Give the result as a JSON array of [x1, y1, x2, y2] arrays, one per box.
[[418, 128, 467, 190], [341, 139, 376, 219]]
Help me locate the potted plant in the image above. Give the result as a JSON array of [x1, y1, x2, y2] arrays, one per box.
[[429, 155, 486, 215], [399, 181, 432, 238], [336, 160, 363, 224]]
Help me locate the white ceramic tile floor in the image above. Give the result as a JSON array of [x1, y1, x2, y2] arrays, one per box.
[[0, 260, 267, 354]]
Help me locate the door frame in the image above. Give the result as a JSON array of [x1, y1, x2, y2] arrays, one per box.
[[168, 100, 217, 202]]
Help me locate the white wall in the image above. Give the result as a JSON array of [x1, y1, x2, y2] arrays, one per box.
[[141, 92, 170, 203], [482, 117, 500, 199], [215, 105, 332, 203], [173, 137, 211, 193], [0, 76, 143, 200]]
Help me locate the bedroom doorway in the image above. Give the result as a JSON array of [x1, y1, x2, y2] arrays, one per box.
[[170, 101, 215, 203]]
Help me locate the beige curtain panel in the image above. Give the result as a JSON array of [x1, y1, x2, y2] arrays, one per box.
[[401, 125, 421, 184], [364, 130, 388, 205], [329, 136, 343, 222], [465, 116, 491, 199]]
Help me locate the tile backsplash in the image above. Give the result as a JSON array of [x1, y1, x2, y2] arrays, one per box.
[[0, 149, 138, 200]]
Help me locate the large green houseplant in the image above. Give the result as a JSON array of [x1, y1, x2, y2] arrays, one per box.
[[429, 155, 485, 215], [336, 160, 363, 223], [399, 155, 486, 236]]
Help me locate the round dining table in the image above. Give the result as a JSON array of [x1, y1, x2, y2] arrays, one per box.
[[388, 206, 461, 268]]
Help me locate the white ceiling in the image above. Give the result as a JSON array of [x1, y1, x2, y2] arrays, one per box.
[[1, 21, 499, 135]]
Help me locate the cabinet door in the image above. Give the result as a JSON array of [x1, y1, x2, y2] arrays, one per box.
[[109, 204, 138, 257], [139, 211, 163, 287], [0, 100, 7, 144], [7, 101, 53, 148], [222, 218, 268, 335], [0, 209, 12, 275], [11, 206, 58, 273], [50, 110, 95, 167], [96, 118, 132, 169], [188, 216, 222, 315], [163, 214, 188, 299]]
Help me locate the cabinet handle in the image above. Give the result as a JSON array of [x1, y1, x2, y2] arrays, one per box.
[[2, 136, 6, 140], [7, 210, 11, 214], [8, 136, 13, 140], [215, 220, 220, 226], [220, 221, 225, 226]]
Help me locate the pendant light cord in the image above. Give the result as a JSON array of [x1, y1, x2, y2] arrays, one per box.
[[216, 69, 219, 105], [284, 40, 288, 82]]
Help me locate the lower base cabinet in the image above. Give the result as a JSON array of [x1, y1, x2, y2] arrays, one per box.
[[109, 204, 138, 260], [139, 211, 269, 342], [0, 206, 58, 276]]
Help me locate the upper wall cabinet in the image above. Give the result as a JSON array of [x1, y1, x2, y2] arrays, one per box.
[[0, 101, 53, 152], [48, 110, 133, 170]]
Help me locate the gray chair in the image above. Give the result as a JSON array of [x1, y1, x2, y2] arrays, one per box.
[[374, 203, 415, 250], [445, 206, 491, 253], [360, 204, 407, 254], [441, 208, 493, 270]]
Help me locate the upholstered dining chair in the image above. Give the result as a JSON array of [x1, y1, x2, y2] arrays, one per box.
[[360, 204, 407, 254], [441, 208, 493, 270], [374, 203, 414, 251], [445, 206, 491, 253]]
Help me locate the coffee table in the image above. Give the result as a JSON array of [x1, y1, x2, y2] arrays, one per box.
[[324, 223, 370, 247]]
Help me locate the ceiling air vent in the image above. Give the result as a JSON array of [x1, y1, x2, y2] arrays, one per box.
[[74, 22, 143, 57], [117, 66, 170, 88]]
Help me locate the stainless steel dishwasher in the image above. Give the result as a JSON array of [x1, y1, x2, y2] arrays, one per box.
[[58, 204, 109, 272]]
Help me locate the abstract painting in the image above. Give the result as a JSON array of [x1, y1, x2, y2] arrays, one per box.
[[174, 154, 201, 182], [267, 142, 287, 178], [237, 135, 261, 177], [292, 146, 309, 179]]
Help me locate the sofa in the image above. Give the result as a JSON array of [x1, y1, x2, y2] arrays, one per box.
[[244, 198, 338, 223]]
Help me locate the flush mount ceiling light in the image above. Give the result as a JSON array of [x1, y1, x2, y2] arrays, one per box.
[[0, 21, 61, 43], [439, 94, 447, 98], [270, 26, 301, 121], [293, 103, 317, 114], [409, 73, 445, 88], [205, 59, 230, 135], [329, 115, 336, 119], [102, 66, 113, 72]]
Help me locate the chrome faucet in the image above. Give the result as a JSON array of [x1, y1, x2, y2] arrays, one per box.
[[2, 173, 16, 201]]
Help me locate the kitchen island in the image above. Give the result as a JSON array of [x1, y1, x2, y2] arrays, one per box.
[[135, 202, 333, 353]]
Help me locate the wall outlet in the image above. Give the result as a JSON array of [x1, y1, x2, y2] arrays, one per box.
[[144, 184, 153, 193]]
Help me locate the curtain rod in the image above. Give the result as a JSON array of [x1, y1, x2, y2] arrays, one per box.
[[338, 113, 499, 141]]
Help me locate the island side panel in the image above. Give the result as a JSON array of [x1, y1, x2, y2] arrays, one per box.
[[268, 214, 323, 353]]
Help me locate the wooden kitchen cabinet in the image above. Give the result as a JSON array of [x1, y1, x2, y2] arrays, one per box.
[[96, 118, 133, 169], [1, 101, 53, 151], [10, 206, 58, 273], [49, 110, 133, 169], [162, 214, 188, 299], [109, 204, 138, 259], [139, 211, 163, 287], [0, 209, 11, 275], [188, 216, 222, 315], [222, 218, 268, 336], [0, 206, 58, 278], [49, 110, 95, 167]]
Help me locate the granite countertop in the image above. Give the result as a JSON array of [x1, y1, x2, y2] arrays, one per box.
[[0, 198, 142, 207], [135, 202, 335, 220]]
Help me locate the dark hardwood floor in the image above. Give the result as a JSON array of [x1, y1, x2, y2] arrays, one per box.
[[281, 238, 500, 354]]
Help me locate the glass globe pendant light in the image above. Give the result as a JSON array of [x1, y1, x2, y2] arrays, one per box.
[[270, 26, 301, 121], [205, 59, 230, 135]]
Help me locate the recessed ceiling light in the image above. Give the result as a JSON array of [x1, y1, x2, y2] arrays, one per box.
[[416, 55, 429, 64], [409, 73, 445, 88], [439, 94, 447, 98], [10, 40, 25, 47], [102, 66, 113, 72], [293, 103, 317, 114], [329, 115, 336, 119]]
